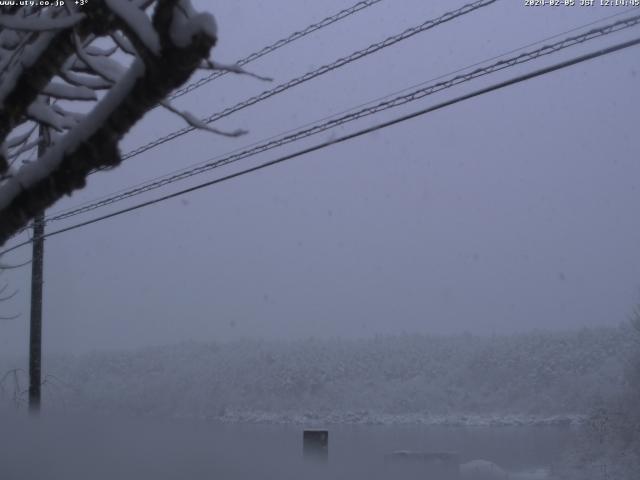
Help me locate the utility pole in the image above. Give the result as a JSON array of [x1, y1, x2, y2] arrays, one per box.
[[28, 124, 48, 414]]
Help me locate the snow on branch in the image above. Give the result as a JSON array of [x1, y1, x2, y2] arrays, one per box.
[[201, 59, 273, 82], [169, 0, 217, 48], [26, 101, 67, 132], [5, 126, 37, 151], [0, 0, 239, 245], [0, 14, 95, 153], [72, 34, 124, 84], [42, 82, 97, 101], [110, 31, 137, 56], [105, 0, 160, 56], [59, 69, 114, 91], [85, 44, 119, 57], [160, 100, 246, 137]]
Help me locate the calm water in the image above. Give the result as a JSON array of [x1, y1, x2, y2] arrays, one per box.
[[0, 414, 577, 479]]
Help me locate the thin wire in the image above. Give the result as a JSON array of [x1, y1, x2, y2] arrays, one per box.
[[40, 14, 640, 226], [114, 0, 498, 165], [3, 35, 639, 257], [46, 7, 638, 219], [168, 0, 385, 101]]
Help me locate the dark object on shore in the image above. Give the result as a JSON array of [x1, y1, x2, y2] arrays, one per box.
[[303, 429, 328, 460]]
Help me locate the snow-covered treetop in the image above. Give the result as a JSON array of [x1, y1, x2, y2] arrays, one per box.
[[0, 0, 244, 246]]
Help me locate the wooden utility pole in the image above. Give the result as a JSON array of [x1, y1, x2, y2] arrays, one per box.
[[28, 212, 44, 413], [28, 125, 47, 414]]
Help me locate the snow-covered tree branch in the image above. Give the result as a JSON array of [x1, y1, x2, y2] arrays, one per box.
[[0, 1, 233, 246]]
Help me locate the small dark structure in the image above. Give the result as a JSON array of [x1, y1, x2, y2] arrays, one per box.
[[303, 429, 329, 460]]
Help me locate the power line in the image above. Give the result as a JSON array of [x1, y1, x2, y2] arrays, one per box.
[[3, 35, 639, 257], [46, 7, 638, 221], [115, 0, 498, 164], [37, 13, 640, 224], [168, 0, 385, 101], [39, 14, 640, 226]]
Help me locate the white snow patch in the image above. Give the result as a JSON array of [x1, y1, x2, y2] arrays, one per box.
[[73, 41, 125, 84], [42, 82, 97, 101], [62, 70, 113, 90], [105, 0, 160, 56], [169, 0, 217, 48]]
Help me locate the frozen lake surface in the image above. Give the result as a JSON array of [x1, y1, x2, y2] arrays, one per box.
[[1, 413, 577, 479]]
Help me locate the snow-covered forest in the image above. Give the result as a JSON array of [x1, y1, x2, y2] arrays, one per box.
[[2, 326, 636, 423], [557, 321, 640, 480]]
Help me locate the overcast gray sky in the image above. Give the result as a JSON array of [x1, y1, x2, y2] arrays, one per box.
[[1, 0, 639, 355]]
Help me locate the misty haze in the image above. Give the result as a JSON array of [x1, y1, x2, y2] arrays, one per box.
[[0, 0, 639, 479]]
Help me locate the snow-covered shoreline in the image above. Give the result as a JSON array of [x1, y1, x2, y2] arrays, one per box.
[[214, 410, 586, 427]]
